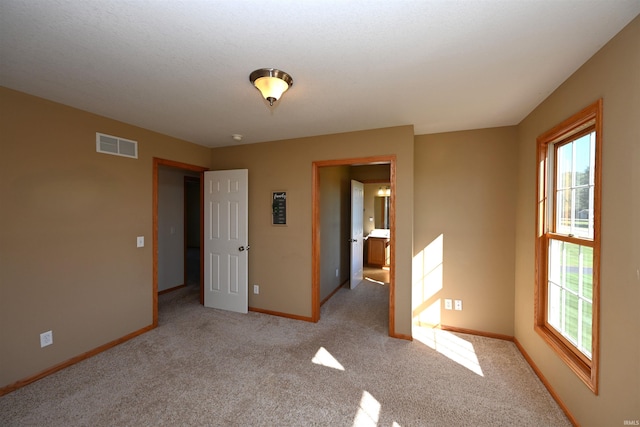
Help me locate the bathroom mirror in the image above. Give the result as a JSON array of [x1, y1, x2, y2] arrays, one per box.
[[374, 195, 390, 229]]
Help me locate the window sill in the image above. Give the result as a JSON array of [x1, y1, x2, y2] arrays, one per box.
[[535, 324, 598, 394]]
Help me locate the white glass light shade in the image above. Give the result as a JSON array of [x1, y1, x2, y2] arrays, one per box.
[[250, 68, 293, 106], [254, 76, 290, 104]]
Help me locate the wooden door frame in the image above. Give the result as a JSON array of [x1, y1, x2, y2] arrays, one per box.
[[152, 158, 208, 327], [311, 155, 397, 337]]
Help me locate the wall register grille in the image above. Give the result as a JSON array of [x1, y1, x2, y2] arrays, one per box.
[[96, 132, 138, 159]]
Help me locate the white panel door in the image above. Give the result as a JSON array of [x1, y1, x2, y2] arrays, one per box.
[[350, 180, 364, 289], [204, 169, 248, 313]]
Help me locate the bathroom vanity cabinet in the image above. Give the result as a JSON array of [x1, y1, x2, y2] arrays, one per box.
[[367, 237, 390, 267]]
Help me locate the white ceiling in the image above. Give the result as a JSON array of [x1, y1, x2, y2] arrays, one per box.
[[1, 1, 638, 148]]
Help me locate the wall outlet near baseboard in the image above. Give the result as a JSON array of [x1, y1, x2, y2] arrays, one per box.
[[454, 300, 463, 311], [253, 285, 259, 295], [40, 330, 53, 347]]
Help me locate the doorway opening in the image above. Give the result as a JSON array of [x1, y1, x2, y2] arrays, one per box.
[[361, 180, 391, 285], [184, 176, 201, 290], [152, 158, 208, 327], [311, 155, 397, 337]]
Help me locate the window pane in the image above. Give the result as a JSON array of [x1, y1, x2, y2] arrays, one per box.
[[548, 238, 594, 359], [564, 292, 579, 343], [548, 241, 561, 284], [581, 300, 593, 357], [557, 143, 573, 189], [581, 246, 593, 301], [554, 132, 595, 238], [556, 189, 571, 234], [548, 282, 562, 330], [575, 187, 590, 234], [574, 134, 591, 185], [549, 239, 578, 293], [575, 187, 590, 216], [564, 243, 580, 293], [576, 166, 590, 186]]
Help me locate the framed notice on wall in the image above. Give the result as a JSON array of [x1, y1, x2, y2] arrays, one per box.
[[272, 191, 287, 225]]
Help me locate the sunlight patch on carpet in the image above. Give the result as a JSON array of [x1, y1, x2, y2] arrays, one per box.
[[312, 346, 345, 371], [364, 277, 386, 285], [352, 390, 380, 427], [414, 327, 484, 376]]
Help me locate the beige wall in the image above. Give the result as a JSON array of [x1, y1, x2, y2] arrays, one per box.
[[210, 126, 414, 334], [514, 16, 640, 426], [414, 127, 518, 334], [0, 88, 210, 387], [318, 165, 351, 301]]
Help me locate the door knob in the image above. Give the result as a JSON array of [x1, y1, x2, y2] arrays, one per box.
[[349, 238, 358, 243], [239, 245, 251, 252]]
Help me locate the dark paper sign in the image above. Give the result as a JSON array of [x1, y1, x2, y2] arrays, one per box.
[[272, 191, 287, 225]]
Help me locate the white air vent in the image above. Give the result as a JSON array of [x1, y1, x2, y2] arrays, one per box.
[[96, 132, 138, 159]]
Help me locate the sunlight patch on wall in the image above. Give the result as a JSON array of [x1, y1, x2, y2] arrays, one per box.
[[352, 390, 381, 427], [413, 327, 484, 376], [412, 234, 444, 327], [312, 346, 345, 371]]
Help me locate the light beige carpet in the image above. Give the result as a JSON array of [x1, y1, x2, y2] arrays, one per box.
[[0, 281, 570, 426]]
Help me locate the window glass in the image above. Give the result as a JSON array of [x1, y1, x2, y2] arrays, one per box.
[[554, 132, 595, 238], [547, 239, 593, 358]]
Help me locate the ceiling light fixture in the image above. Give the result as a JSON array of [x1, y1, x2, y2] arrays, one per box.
[[377, 186, 391, 197], [249, 68, 293, 106]]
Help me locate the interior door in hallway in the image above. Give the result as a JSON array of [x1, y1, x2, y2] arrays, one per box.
[[204, 169, 249, 313], [350, 180, 364, 289]]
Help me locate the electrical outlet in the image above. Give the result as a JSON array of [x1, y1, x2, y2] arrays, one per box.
[[40, 330, 53, 348], [253, 285, 259, 295], [335, 268, 339, 277], [454, 300, 463, 311], [444, 299, 453, 310]]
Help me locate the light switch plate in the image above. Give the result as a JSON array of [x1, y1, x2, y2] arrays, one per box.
[[444, 299, 453, 310], [454, 300, 463, 311], [137, 236, 144, 248], [40, 330, 53, 347]]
